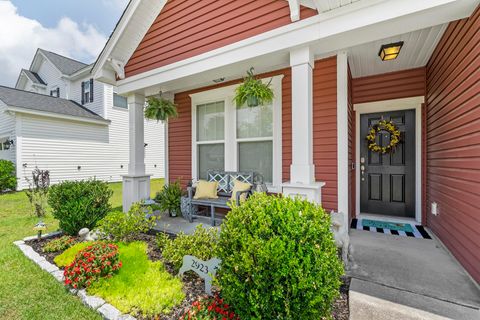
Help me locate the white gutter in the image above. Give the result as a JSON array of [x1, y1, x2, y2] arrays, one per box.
[[5, 106, 111, 126]]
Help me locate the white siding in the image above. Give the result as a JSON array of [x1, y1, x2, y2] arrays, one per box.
[[70, 76, 106, 117], [36, 58, 66, 98], [0, 101, 16, 163], [17, 103, 165, 190]]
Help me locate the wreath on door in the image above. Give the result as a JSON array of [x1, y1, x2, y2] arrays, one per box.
[[366, 120, 401, 154]]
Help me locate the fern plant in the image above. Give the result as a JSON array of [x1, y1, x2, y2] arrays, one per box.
[[234, 67, 274, 107], [144, 96, 178, 122]]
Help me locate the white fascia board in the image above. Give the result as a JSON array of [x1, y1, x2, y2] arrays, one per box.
[[92, 0, 142, 78], [116, 0, 473, 95], [5, 106, 111, 126], [92, 0, 168, 81]]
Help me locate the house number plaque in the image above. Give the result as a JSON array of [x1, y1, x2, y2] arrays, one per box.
[[178, 255, 221, 295]]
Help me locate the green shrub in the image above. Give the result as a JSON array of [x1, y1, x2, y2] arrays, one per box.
[[54, 242, 93, 267], [217, 193, 344, 319], [88, 241, 184, 317], [0, 160, 17, 192], [43, 236, 76, 253], [97, 203, 157, 242], [155, 180, 182, 216], [158, 225, 218, 273], [48, 180, 113, 235], [64, 242, 122, 289]]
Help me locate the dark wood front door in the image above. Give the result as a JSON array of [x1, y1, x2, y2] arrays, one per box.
[[360, 110, 415, 218]]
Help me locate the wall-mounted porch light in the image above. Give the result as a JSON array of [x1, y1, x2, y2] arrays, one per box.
[[378, 41, 404, 61], [3, 139, 14, 150]]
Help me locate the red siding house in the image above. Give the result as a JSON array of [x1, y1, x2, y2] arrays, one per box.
[[92, 0, 480, 283]]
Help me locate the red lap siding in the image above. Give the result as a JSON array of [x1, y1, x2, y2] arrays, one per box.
[[313, 57, 338, 212], [426, 6, 480, 283], [169, 68, 292, 187], [352, 68, 426, 104], [125, 0, 317, 77]]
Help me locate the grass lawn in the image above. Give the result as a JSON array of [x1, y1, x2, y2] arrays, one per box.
[[0, 179, 164, 320]]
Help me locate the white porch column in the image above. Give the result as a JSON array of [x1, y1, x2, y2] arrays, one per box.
[[122, 93, 151, 212], [282, 46, 325, 204], [337, 51, 349, 225]]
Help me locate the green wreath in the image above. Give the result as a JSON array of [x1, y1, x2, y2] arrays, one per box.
[[366, 120, 401, 154]]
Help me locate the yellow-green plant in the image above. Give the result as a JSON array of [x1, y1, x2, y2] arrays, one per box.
[[54, 242, 93, 267], [88, 242, 184, 317]]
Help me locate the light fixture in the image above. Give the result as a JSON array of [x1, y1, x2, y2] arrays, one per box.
[[378, 41, 404, 61], [3, 139, 14, 150], [213, 77, 225, 83]]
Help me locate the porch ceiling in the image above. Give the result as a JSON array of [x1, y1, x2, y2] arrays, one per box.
[[110, 0, 477, 96], [347, 24, 448, 78]]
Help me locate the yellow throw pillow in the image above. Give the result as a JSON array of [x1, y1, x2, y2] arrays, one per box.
[[230, 180, 251, 203], [194, 180, 219, 199]]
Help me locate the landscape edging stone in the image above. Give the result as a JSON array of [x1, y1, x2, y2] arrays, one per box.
[[14, 233, 136, 320]]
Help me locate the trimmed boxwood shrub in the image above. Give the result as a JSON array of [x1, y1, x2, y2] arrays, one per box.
[[0, 160, 17, 192], [48, 180, 113, 235], [217, 193, 344, 319]]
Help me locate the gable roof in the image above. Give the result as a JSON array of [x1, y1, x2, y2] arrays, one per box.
[[20, 69, 46, 86], [0, 86, 108, 124], [38, 49, 88, 75]]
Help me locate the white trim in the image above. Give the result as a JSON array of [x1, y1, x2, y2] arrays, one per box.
[[287, 0, 301, 22], [15, 114, 22, 191], [354, 96, 424, 223], [190, 75, 283, 192], [337, 51, 349, 220], [5, 106, 111, 126], [92, 0, 166, 77], [113, 0, 476, 94]]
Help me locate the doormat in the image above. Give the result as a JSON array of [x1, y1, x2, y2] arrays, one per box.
[[350, 218, 431, 239]]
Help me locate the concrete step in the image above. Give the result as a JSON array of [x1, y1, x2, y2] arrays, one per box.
[[349, 278, 480, 320]]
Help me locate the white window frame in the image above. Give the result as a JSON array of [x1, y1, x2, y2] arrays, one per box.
[[83, 81, 91, 103], [113, 91, 128, 110], [190, 75, 283, 192]]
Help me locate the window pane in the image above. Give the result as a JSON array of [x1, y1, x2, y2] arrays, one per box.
[[198, 144, 224, 179], [238, 141, 273, 183], [113, 93, 128, 109], [237, 104, 273, 139], [197, 101, 224, 141]]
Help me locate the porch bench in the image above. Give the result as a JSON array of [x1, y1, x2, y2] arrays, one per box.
[[186, 170, 255, 226]]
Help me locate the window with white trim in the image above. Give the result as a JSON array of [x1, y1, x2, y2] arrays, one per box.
[[196, 101, 225, 180], [113, 92, 128, 109], [83, 80, 91, 103], [191, 76, 282, 191]]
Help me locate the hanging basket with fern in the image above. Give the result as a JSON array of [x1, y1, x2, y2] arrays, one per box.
[[144, 96, 178, 123], [234, 68, 274, 108]]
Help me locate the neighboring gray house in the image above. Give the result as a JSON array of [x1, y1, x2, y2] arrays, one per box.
[[0, 49, 165, 189]]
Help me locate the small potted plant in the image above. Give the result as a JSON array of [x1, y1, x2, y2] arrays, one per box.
[[155, 180, 182, 217], [234, 67, 274, 107], [144, 94, 178, 123]]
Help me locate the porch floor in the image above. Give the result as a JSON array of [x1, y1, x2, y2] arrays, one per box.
[[153, 213, 220, 235], [348, 229, 480, 319]]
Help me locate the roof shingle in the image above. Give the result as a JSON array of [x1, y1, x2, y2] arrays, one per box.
[[21, 69, 46, 85], [0, 86, 107, 122], [38, 49, 89, 75]]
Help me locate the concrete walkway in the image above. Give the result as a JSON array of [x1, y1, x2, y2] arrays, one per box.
[[348, 229, 480, 320]]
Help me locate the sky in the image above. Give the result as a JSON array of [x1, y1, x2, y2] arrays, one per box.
[[0, 0, 129, 87]]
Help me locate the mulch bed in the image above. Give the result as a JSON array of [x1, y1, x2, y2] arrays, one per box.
[[26, 233, 350, 320]]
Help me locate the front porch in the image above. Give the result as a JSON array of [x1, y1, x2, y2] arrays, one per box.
[[93, 0, 480, 289]]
